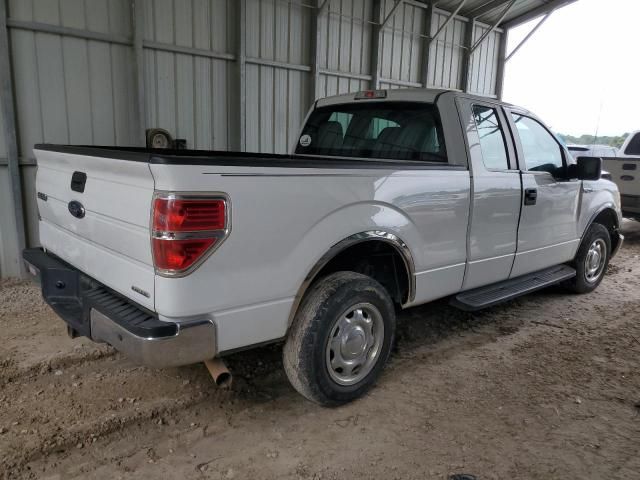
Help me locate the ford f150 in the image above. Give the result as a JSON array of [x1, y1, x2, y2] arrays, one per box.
[[24, 88, 624, 405]]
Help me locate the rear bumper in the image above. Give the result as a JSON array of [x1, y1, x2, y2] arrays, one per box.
[[22, 248, 216, 368]]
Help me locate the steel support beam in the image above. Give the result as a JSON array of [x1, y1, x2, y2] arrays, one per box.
[[465, 0, 512, 20], [369, 0, 382, 89], [502, 0, 576, 29], [309, 0, 322, 105], [460, 16, 475, 92], [505, 12, 551, 61], [430, 0, 467, 44], [0, 0, 26, 277], [236, 0, 247, 151], [319, 69, 372, 82], [132, 0, 146, 146], [420, 1, 435, 87], [494, 27, 508, 99], [468, 0, 515, 54], [380, 77, 422, 88], [381, 0, 403, 28], [6, 19, 132, 46], [143, 40, 235, 61]]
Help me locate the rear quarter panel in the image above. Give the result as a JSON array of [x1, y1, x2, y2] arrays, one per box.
[[150, 163, 470, 352]]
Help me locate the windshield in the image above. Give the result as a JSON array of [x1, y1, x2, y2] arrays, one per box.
[[295, 102, 448, 163]]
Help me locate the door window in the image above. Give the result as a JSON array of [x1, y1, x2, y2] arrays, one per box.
[[511, 114, 564, 175], [472, 105, 510, 170]]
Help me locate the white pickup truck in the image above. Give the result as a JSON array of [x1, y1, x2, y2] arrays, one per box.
[[24, 88, 623, 406], [602, 131, 640, 220]]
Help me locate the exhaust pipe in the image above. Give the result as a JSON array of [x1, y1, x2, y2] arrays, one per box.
[[204, 358, 232, 387]]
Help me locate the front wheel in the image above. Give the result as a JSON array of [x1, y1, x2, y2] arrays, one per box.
[[567, 223, 611, 293], [283, 271, 396, 406]]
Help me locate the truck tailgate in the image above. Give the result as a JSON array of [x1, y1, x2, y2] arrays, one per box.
[[34, 148, 156, 310]]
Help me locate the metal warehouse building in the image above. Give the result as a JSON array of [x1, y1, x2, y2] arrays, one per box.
[[0, 0, 574, 278]]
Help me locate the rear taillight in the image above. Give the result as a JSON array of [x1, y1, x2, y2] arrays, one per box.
[[152, 194, 229, 276]]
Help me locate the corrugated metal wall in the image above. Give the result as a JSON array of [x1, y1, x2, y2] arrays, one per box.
[[245, 0, 311, 153], [427, 9, 467, 90], [143, 0, 236, 151], [0, 0, 505, 277]]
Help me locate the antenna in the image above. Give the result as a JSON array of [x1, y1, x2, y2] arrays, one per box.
[[592, 98, 604, 148]]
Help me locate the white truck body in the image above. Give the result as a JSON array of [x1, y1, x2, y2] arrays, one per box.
[[25, 88, 624, 403], [599, 131, 640, 219]]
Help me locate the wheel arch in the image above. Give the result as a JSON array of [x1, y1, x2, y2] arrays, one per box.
[[582, 205, 622, 254], [286, 231, 415, 328]]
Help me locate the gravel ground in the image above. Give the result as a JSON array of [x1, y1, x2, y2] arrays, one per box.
[[1, 221, 639, 480]]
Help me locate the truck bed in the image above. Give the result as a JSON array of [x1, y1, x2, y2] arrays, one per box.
[[34, 144, 463, 170]]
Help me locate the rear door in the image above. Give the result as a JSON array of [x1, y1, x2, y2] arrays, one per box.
[[457, 98, 522, 290], [506, 111, 582, 277], [34, 147, 156, 310]]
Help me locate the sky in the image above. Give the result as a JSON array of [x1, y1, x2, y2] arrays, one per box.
[[503, 0, 640, 137]]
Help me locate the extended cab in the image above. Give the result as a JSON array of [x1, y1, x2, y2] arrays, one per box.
[[24, 89, 623, 405]]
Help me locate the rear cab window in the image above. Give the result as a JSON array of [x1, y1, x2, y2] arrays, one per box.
[[295, 102, 448, 163]]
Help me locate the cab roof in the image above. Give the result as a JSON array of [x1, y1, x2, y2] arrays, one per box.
[[315, 87, 523, 112]]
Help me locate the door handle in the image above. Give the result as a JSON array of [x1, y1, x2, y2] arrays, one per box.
[[524, 188, 537, 205]]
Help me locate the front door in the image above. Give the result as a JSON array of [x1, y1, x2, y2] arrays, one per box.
[[507, 110, 582, 277]]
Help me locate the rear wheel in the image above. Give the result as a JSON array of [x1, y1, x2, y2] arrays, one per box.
[[567, 223, 610, 293], [283, 271, 395, 406]]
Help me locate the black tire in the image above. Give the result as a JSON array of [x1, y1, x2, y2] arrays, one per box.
[[283, 271, 396, 406], [567, 223, 611, 294]]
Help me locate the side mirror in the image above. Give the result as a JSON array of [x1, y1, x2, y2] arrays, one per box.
[[575, 156, 602, 180]]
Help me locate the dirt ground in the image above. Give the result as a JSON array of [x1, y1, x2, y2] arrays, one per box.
[[1, 221, 639, 480]]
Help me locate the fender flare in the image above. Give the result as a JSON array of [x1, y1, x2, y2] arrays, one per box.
[[581, 203, 619, 239], [579, 204, 624, 257], [286, 230, 416, 327]]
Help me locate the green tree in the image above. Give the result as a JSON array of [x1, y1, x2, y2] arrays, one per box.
[[557, 133, 629, 149]]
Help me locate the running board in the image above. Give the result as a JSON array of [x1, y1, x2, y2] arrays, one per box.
[[451, 265, 576, 311]]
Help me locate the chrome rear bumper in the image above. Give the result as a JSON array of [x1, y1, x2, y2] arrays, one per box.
[[91, 310, 216, 368], [23, 247, 217, 368]]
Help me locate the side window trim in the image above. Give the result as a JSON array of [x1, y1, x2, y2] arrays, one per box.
[[471, 102, 515, 171]]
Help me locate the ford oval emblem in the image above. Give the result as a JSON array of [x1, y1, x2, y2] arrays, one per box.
[[68, 200, 86, 219]]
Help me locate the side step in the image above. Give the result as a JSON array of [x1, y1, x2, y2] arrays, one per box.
[[451, 265, 576, 311]]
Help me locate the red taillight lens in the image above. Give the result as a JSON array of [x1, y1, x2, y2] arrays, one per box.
[[153, 198, 226, 231], [152, 195, 228, 275], [152, 238, 216, 271]]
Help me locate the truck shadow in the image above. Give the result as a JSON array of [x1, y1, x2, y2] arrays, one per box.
[[621, 218, 640, 245], [220, 295, 529, 403]]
